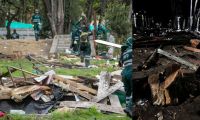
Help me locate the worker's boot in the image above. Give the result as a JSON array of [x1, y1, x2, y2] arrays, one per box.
[[124, 96, 133, 117]]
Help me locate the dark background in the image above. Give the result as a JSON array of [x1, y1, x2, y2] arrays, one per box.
[[132, 0, 196, 26]]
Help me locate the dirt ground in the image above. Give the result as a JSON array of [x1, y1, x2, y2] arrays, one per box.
[[136, 96, 200, 120], [0, 39, 52, 57]]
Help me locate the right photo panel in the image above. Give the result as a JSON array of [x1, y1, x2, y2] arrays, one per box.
[[132, 0, 200, 119]]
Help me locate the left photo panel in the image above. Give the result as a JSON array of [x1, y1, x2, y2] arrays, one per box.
[[0, 0, 134, 120]]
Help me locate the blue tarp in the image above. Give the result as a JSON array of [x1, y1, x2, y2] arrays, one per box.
[[5, 21, 33, 29]]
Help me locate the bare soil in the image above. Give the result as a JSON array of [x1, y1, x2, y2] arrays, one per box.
[[0, 39, 52, 57]]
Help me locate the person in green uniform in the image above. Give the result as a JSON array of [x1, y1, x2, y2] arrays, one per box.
[[96, 19, 109, 55], [79, 16, 91, 64], [32, 9, 42, 41], [71, 23, 81, 54], [119, 37, 133, 117]]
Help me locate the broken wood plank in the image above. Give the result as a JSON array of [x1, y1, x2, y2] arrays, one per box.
[[54, 75, 97, 95], [183, 46, 200, 52], [19, 64, 27, 81], [7, 67, 16, 87], [53, 80, 94, 100], [160, 64, 181, 89], [0, 85, 12, 99], [96, 72, 111, 98], [149, 64, 182, 105], [91, 81, 123, 102], [59, 101, 125, 114], [109, 95, 122, 108], [157, 49, 198, 71], [77, 76, 98, 83], [95, 40, 122, 48], [190, 39, 200, 48], [9, 66, 40, 77]]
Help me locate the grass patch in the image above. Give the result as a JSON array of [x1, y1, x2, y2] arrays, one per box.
[[0, 108, 131, 120], [0, 58, 118, 77]]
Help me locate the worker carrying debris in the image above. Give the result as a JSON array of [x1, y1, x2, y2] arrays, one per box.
[[71, 15, 88, 54], [119, 37, 133, 117], [32, 9, 42, 41]]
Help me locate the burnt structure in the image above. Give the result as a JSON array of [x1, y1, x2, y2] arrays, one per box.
[[132, 0, 200, 34]]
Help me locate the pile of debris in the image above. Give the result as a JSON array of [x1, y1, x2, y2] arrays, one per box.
[[0, 64, 125, 115], [133, 32, 200, 119]]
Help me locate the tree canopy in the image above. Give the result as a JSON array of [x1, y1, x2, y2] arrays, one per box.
[[0, 0, 131, 40]]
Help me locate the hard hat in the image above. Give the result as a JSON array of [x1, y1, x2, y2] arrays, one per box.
[[121, 37, 133, 52], [125, 37, 133, 47]]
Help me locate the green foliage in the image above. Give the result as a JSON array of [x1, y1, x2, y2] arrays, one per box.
[[105, 1, 131, 38], [65, 0, 83, 24]]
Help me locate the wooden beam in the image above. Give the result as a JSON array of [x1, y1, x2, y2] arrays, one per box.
[[53, 80, 94, 100], [190, 39, 200, 48], [157, 49, 198, 71], [59, 101, 125, 114], [183, 46, 200, 52], [9, 66, 40, 77], [54, 75, 97, 95], [7, 67, 16, 87], [96, 72, 111, 98], [95, 40, 122, 48], [19, 64, 27, 81], [91, 81, 123, 102], [109, 95, 122, 108], [160, 65, 181, 89]]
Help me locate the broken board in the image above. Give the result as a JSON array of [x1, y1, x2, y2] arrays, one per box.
[[91, 81, 123, 102], [59, 101, 125, 114], [95, 40, 122, 48]]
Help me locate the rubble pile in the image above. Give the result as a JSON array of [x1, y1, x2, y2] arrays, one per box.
[[0, 58, 125, 115], [133, 32, 200, 119]]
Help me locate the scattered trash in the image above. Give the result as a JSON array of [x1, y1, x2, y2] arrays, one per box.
[[0, 111, 5, 117], [10, 110, 26, 114]]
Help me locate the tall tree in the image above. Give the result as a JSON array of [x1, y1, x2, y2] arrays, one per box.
[[43, 0, 65, 36], [86, 0, 94, 22]]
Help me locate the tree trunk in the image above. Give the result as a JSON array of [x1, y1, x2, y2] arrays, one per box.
[[86, 0, 93, 22], [43, 0, 65, 36], [57, 0, 64, 34]]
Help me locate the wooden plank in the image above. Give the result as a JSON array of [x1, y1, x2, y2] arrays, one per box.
[[95, 40, 122, 48], [183, 46, 200, 52], [91, 81, 123, 102], [9, 66, 40, 77], [59, 101, 125, 114], [109, 95, 122, 108], [0, 85, 12, 99], [96, 72, 111, 98], [54, 75, 97, 95], [7, 67, 16, 87], [160, 65, 180, 89], [190, 39, 200, 48], [53, 80, 94, 100], [157, 49, 198, 71]]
